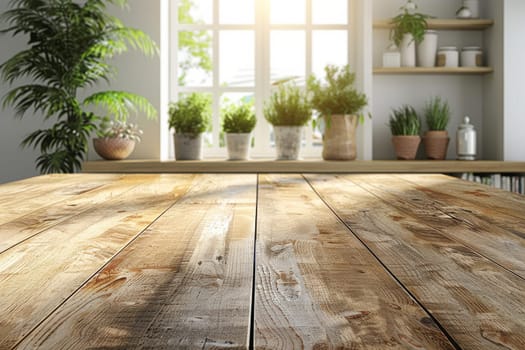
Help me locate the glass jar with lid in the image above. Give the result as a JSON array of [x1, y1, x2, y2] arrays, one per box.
[[437, 46, 459, 67]]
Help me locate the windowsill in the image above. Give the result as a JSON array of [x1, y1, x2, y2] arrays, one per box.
[[82, 159, 525, 174]]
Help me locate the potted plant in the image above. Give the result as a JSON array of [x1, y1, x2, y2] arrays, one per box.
[[390, 0, 432, 67], [0, 0, 157, 173], [222, 101, 256, 160], [307, 65, 368, 161], [389, 105, 421, 160], [168, 93, 211, 160], [93, 119, 143, 160], [264, 83, 312, 160], [423, 96, 450, 160]]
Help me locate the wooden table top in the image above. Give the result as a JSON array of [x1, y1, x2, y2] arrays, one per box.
[[1, 173, 524, 349]]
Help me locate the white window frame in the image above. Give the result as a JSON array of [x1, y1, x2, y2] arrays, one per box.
[[167, 0, 358, 159]]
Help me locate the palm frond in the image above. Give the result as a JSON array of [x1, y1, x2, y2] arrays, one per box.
[[84, 91, 157, 120]]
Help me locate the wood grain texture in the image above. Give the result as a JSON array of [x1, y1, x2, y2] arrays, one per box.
[[0, 174, 120, 225], [306, 174, 525, 350], [0, 174, 195, 349], [254, 174, 455, 350], [0, 175, 152, 253], [360, 174, 525, 279], [16, 174, 257, 350], [82, 159, 525, 174]]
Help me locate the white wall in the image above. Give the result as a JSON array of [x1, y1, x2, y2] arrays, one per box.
[[0, 0, 162, 184]]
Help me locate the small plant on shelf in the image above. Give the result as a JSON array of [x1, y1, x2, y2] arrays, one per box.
[[424, 96, 450, 131], [423, 96, 451, 160], [168, 93, 212, 160], [307, 64, 368, 160], [93, 119, 143, 160], [222, 102, 257, 134], [389, 105, 421, 160], [221, 101, 256, 160], [389, 105, 421, 136], [264, 83, 312, 160], [390, 0, 431, 46], [264, 83, 312, 127]]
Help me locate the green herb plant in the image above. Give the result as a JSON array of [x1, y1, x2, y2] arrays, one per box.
[[264, 83, 312, 126], [307, 64, 368, 130], [424, 96, 450, 131], [222, 102, 256, 134], [390, 0, 431, 46], [389, 105, 421, 136], [0, 0, 158, 173], [168, 93, 212, 137]]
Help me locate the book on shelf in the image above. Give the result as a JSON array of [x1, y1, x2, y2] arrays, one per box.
[[460, 172, 525, 195]]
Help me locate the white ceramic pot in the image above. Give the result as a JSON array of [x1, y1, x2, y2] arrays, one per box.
[[417, 30, 438, 67], [273, 126, 302, 160], [400, 33, 416, 67], [226, 133, 251, 160], [174, 133, 203, 160]]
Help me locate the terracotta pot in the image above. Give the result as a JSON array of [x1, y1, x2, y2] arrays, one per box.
[[174, 133, 203, 160], [423, 130, 450, 160], [274, 126, 302, 160], [392, 135, 421, 160], [226, 133, 251, 160], [93, 137, 135, 160], [322, 114, 358, 161]]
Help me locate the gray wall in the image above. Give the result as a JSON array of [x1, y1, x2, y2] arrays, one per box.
[[0, 0, 162, 184]]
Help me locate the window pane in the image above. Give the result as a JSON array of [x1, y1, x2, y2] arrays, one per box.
[[270, 0, 305, 25], [178, 0, 212, 24], [312, 30, 348, 78], [220, 31, 255, 87], [220, 0, 255, 24], [178, 31, 213, 86], [270, 31, 305, 85], [312, 0, 348, 24]]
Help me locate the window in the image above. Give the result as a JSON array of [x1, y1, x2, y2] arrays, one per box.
[[168, 0, 355, 158]]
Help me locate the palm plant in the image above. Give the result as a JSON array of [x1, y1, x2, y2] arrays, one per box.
[[0, 0, 158, 173]]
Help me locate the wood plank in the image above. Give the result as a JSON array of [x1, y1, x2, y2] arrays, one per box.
[[16, 174, 256, 349], [373, 67, 493, 75], [0, 174, 195, 349], [398, 174, 525, 220], [369, 174, 525, 278], [254, 174, 455, 349], [0, 175, 153, 253], [0, 174, 120, 221], [306, 174, 525, 349], [374, 18, 494, 30], [83, 159, 525, 174]]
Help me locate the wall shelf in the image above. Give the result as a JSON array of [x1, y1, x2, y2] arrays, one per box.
[[374, 18, 494, 30], [83, 160, 525, 174], [374, 67, 494, 75]]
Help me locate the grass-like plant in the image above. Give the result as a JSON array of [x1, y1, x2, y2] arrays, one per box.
[[168, 93, 212, 136], [0, 0, 158, 173], [424, 96, 450, 131], [389, 105, 421, 136], [264, 83, 312, 126], [390, 1, 431, 46], [307, 65, 368, 118], [222, 102, 256, 134]]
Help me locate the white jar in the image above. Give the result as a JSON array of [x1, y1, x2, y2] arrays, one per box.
[[461, 47, 483, 67], [437, 46, 459, 67], [463, 0, 479, 18]]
